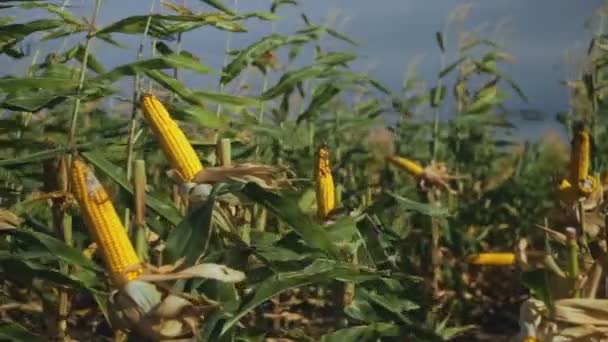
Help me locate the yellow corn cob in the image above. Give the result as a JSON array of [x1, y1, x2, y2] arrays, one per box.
[[71, 159, 141, 287], [140, 94, 203, 182], [466, 253, 515, 266], [569, 129, 590, 188], [316, 144, 335, 219], [522, 337, 538, 342], [386, 155, 425, 178]]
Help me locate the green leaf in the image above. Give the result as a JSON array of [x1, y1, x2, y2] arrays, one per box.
[[194, 90, 261, 107], [0, 77, 77, 92], [199, 0, 236, 15], [20, 3, 85, 27], [13, 229, 101, 272], [0, 147, 66, 167], [164, 186, 217, 266], [98, 54, 217, 83], [368, 78, 391, 95], [198, 309, 229, 341], [327, 28, 358, 46], [460, 38, 498, 52], [221, 33, 310, 85], [320, 323, 401, 342], [464, 86, 505, 115], [358, 287, 419, 318], [221, 259, 378, 334], [64, 44, 106, 74], [0, 322, 46, 342], [271, 0, 298, 13], [0, 258, 97, 289], [81, 151, 182, 226], [144, 70, 260, 107], [94, 14, 246, 38], [240, 183, 341, 258], [1, 91, 68, 112], [315, 51, 357, 66], [500, 72, 529, 102], [297, 83, 341, 124], [254, 244, 309, 262], [438, 57, 466, 78], [164, 102, 229, 130], [430, 85, 446, 108], [344, 298, 383, 323], [522, 269, 553, 306], [238, 11, 282, 22], [261, 64, 330, 99], [436, 31, 445, 52], [0, 19, 64, 52], [386, 192, 449, 216]]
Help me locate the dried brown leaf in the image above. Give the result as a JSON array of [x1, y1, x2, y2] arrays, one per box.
[[190, 163, 292, 190], [553, 299, 608, 326]]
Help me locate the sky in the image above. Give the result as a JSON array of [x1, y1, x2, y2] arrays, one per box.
[[4, 0, 605, 140]]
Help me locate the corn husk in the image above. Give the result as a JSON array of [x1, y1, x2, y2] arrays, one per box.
[[167, 163, 292, 190], [517, 298, 608, 341], [0, 209, 21, 231], [108, 260, 245, 340]]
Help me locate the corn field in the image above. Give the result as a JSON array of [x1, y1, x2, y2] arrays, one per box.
[[0, 0, 607, 341]]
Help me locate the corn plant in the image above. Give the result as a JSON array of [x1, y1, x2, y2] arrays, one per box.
[[0, 1, 595, 341]]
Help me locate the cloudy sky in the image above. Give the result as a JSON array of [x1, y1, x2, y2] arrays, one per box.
[[7, 0, 606, 138]]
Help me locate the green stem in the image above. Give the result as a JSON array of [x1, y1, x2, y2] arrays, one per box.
[[215, 0, 239, 119], [67, 0, 102, 152], [432, 23, 449, 160], [566, 227, 580, 297], [217, 138, 232, 167], [124, 0, 156, 233], [133, 160, 148, 261]]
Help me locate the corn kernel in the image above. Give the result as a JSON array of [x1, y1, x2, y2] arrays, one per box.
[[140, 94, 203, 182], [71, 159, 141, 287]]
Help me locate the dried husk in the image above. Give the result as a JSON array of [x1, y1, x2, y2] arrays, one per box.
[[517, 298, 608, 342], [420, 160, 463, 194], [108, 261, 245, 340], [0, 209, 21, 231], [108, 280, 202, 341], [191, 163, 291, 189]]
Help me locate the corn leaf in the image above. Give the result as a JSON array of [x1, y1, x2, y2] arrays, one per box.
[[221, 259, 379, 334], [0, 322, 46, 342], [13, 229, 101, 272], [64, 44, 106, 74], [0, 147, 67, 166], [97, 54, 217, 83], [260, 64, 330, 99], [0, 77, 78, 92], [145, 70, 260, 107], [164, 102, 229, 129], [0, 19, 64, 52], [0, 258, 98, 289], [93, 14, 246, 38], [240, 183, 341, 258], [319, 323, 401, 342], [198, 0, 236, 15], [386, 192, 450, 217], [19, 3, 85, 27], [163, 185, 218, 266], [221, 33, 310, 85], [271, 0, 298, 13], [435, 31, 445, 52], [297, 83, 341, 124]]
